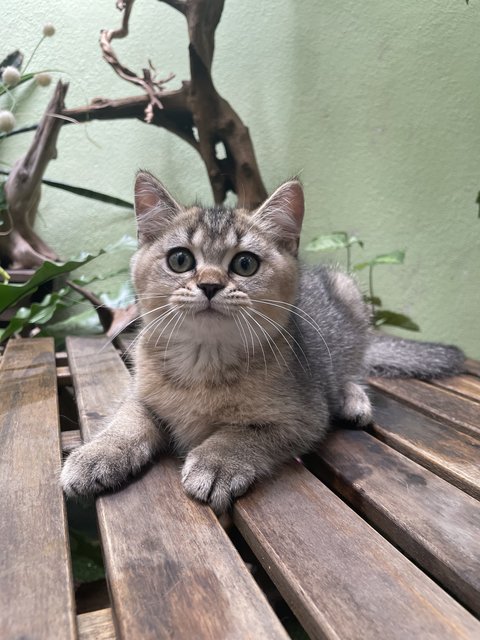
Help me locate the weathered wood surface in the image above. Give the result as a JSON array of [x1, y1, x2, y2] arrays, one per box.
[[370, 389, 480, 500], [67, 336, 287, 640], [369, 377, 480, 438], [233, 463, 480, 640], [77, 608, 115, 640], [430, 374, 480, 403], [312, 429, 480, 616], [61, 428, 82, 453], [0, 338, 77, 640], [465, 358, 480, 378]]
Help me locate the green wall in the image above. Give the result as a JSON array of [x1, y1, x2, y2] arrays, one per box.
[[3, 0, 479, 356]]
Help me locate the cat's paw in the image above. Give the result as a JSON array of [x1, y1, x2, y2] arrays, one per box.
[[181, 448, 256, 513], [61, 441, 134, 497], [338, 382, 372, 428]]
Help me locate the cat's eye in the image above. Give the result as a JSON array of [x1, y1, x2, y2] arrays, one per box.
[[230, 252, 260, 277], [167, 248, 196, 273]]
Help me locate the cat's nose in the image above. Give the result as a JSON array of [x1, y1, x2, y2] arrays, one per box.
[[197, 283, 225, 300]]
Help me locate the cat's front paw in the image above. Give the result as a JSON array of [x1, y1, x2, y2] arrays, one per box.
[[181, 448, 256, 513], [61, 441, 132, 497]]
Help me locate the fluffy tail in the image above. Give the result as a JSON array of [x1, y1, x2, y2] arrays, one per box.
[[366, 332, 465, 379]]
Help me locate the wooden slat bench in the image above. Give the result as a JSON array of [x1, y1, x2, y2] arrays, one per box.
[[1, 336, 480, 639]]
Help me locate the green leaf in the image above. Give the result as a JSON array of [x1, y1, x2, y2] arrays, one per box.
[[305, 232, 348, 252], [373, 309, 420, 331], [364, 295, 382, 306], [346, 235, 364, 249], [0, 235, 135, 314], [305, 232, 364, 252], [0, 255, 99, 314], [0, 170, 134, 208], [42, 307, 103, 338], [354, 250, 405, 271], [0, 288, 75, 342], [69, 529, 105, 584], [41, 178, 134, 209]]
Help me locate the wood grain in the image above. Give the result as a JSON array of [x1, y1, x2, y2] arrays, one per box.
[[61, 429, 82, 453], [233, 463, 480, 639], [77, 608, 115, 640], [429, 375, 480, 403], [67, 336, 287, 640], [464, 358, 480, 378], [0, 338, 76, 640], [57, 364, 72, 386], [370, 389, 480, 499], [369, 377, 480, 438], [310, 430, 480, 615]]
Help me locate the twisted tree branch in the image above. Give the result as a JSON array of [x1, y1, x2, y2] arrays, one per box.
[[65, 0, 267, 208]]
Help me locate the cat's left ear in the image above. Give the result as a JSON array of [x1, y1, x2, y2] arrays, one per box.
[[134, 171, 183, 244], [253, 180, 304, 256]]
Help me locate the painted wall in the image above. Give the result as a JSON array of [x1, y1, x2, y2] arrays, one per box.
[[2, 0, 479, 355]]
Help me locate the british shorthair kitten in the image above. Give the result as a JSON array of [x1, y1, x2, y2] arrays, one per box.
[[61, 172, 464, 511]]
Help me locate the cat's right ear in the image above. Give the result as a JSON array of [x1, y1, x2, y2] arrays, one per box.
[[134, 171, 182, 244]]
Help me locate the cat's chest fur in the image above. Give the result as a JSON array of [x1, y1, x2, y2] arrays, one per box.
[[135, 340, 292, 453]]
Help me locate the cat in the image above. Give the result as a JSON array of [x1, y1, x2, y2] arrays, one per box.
[[61, 172, 465, 512]]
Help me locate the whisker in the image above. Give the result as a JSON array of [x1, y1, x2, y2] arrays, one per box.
[[244, 309, 290, 374], [250, 298, 332, 366], [249, 307, 310, 375], [233, 313, 250, 373], [121, 306, 176, 358], [162, 309, 186, 364], [240, 309, 267, 377]]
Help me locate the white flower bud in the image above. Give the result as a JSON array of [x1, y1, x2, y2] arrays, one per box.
[[0, 110, 16, 133], [35, 72, 52, 87], [1, 66, 21, 87], [43, 23, 55, 37]]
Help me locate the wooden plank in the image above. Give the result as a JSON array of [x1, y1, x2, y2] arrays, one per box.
[[310, 430, 480, 616], [233, 463, 480, 640], [430, 375, 480, 403], [61, 429, 82, 453], [0, 338, 77, 640], [77, 608, 115, 640], [67, 336, 287, 640], [57, 364, 72, 386], [370, 389, 480, 499], [465, 358, 480, 378], [369, 377, 480, 438], [56, 350, 68, 366]]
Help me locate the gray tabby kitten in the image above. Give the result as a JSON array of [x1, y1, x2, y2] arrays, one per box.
[[61, 172, 464, 512]]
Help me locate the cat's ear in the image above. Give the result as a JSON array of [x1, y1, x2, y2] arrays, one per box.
[[134, 171, 182, 243], [253, 180, 304, 255]]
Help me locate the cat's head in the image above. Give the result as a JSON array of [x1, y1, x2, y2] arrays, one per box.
[[131, 171, 304, 342]]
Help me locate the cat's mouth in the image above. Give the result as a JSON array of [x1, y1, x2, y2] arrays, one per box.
[[196, 305, 225, 317]]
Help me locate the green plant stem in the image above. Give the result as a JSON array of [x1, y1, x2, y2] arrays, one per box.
[[369, 264, 375, 316], [346, 245, 351, 272], [22, 36, 45, 75], [0, 124, 39, 139]]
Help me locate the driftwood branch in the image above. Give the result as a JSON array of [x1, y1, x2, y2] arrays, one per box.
[[65, 0, 267, 208], [100, 0, 175, 123], [67, 279, 139, 338], [0, 81, 68, 268]]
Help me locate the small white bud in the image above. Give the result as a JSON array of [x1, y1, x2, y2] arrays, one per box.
[[43, 23, 55, 37], [1, 66, 21, 87], [35, 72, 52, 87], [0, 110, 16, 133]]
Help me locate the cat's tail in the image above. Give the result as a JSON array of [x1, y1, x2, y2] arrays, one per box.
[[366, 332, 465, 379]]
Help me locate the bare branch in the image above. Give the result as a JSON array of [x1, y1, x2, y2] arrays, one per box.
[[101, 0, 175, 123], [156, 0, 187, 16], [0, 81, 68, 268]]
